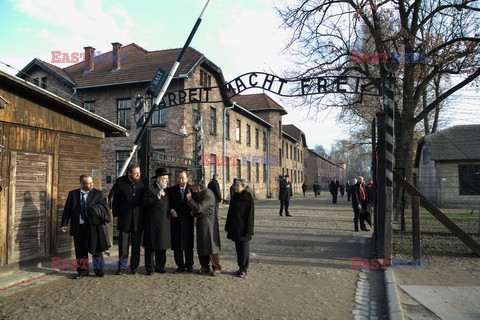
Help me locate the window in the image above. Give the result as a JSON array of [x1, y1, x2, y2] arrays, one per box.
[[246, 124, 251, 146], [255, 128, 259, 148], [263, 163, 267, 182], [193, 105, 200, 124], [151, 99, 166, 125], [34, 77, 47, 89], [263, 131, 267, 151], [279, 121, 282, 136], [117, 99, 131, 128], [225, 114, 230, 139], [459, 164, 480, 195], [290, 145, 293, 159], [279, 148, 282, 166], [84, 101, 95, 113], [40, 77, 47, 89], [237, 159, 242, 178], [115, 151, 130, 177], [210, 154, 217, 177], [247, 161, 251, 182], [255, 162, 259, 182], [225, 157, 230, 181], [200, 69, 212, 87], [236, 120, 241, 142], [210, 107, 217, 134]]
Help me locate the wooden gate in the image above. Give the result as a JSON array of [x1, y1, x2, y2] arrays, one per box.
[[7, 151, 52, 263]]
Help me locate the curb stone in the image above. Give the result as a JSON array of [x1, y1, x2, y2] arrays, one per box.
[[384, 268, 405, 320]]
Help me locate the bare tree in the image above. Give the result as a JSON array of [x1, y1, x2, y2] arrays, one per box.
[[277, 0, 480, 193]]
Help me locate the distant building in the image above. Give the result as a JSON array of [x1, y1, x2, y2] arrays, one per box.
[[414, 125, 480, 208], [305, 149, 346, 190]]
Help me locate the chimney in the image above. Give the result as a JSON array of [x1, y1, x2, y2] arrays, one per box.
[[111, 42, 122, 72], [83, 46, 95, 73]]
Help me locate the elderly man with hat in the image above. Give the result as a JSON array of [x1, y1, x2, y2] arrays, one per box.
[[141, 167, 171, 275], [185, 179, 222, 276]]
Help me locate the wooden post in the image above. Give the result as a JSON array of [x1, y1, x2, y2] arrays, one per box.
[[412, 196, 421, 260], [376, 112, 386, 258], [385, 186, 393, 260]]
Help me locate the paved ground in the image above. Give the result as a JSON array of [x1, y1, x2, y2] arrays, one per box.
[[0, 193, 386, 319]]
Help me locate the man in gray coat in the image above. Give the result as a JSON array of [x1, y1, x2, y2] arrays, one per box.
[[186, 180, 222, 276]]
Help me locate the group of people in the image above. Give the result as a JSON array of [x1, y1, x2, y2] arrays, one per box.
[[61, 163, 255, 279]]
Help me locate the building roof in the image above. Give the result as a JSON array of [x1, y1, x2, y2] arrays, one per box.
[[19, 43, 216, 89], [0, 70, 127, 137], [415, 125, 480, 166], [282, 124, 308, 147], [233, 93, 287, 115], [18, 58, 76, 87]]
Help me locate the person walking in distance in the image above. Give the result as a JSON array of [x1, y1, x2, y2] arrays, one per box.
[[351, 176, 368, 232], [329, 177, 340, 204], [279, 175, 293, 217]]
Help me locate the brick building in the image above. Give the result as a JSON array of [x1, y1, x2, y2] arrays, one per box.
[[19, 42, 341, 200]]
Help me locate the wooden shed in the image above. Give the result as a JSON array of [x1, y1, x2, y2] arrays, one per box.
[[0, 70, 126, 269]]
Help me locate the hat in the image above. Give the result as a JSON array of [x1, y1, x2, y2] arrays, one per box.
[[152, 167, 171, 179]]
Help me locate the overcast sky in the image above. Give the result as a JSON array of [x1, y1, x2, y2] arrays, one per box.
[[1, 0, 478, 152]]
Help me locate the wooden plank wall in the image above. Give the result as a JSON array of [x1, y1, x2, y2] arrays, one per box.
[[0, 123, 103, 265], [56, 134, 103, 254]]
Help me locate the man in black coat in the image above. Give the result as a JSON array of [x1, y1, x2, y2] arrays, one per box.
[[279, 175, 293, 217], [142, 168, 171, 275], [167, 170, 194, 273], [330, 177, 340, 204], [61, 174, 109, 278], [351, 176, 368, 232], [112, 163, 146, 275]]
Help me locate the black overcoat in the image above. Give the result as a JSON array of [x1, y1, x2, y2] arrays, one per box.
[[61, 188, 111, 254], [167, 184, 194, 252], [141, 183, 171, 250], [279, 179, 292, 201], [112, 175, 146, 232], [225, 190, 255, 242]]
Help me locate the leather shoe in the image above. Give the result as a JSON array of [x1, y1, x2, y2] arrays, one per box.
[[75, 273, 87, 279], [233, 270, 241, 276], [155, 268, 166, 274], [361, 228, 370, 232], [286, 214, 292, 217], [94, 271, 105, 277], [197, 267, 210, 274], [174, 267, 185, 273], [116, 269, 124, 275], [146, 271, 154, 276], [185, 267, 194, 273], [130, 268, 137, 275], [279, 212, 283, 216]]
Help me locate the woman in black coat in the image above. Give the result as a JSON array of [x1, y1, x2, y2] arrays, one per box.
[[225, 178, 254, 278]]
